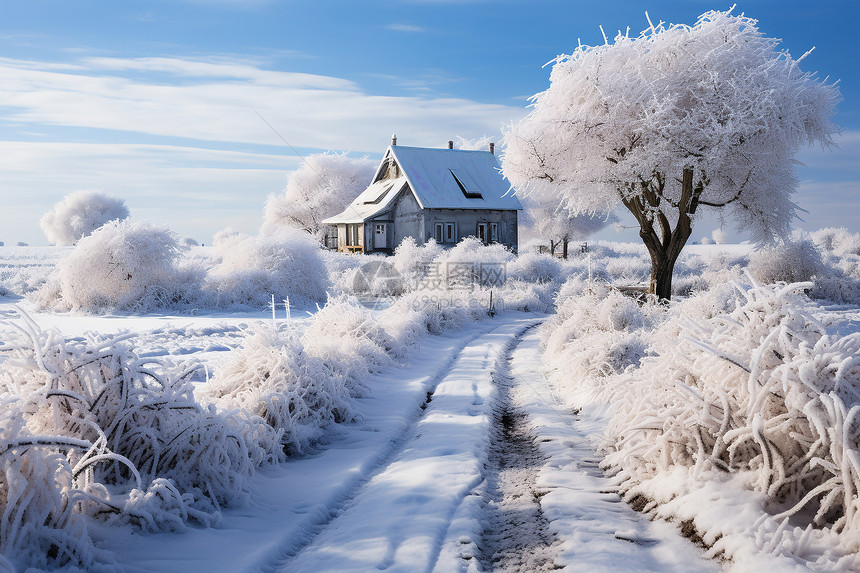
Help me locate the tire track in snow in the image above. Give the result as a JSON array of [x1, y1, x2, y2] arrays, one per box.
[[272, 316, 544, 573], [479, 323, 562, 572], [252, 320, 514, 573], [503, 329, 722, 572]]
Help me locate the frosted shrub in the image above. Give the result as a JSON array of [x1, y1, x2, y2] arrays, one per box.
[[302, 298, 393, 370], [602, 281, 860, 562], [543, 287, 661, 383], [810, 227, 860, 257], [322, 249, 367, 296], [0, 312, 281, 556], [390, 237, 444, 290], [506, 251, 564, 284], [206, 326, 355, 456], [712, 228, 728, 245], [34, 220, 203, 313], [811, 274, 860, 305], [40, 190, 129, 246], [0, 406, 99, 571], [209, 229, 329, 308], [748, 240, 824, 284]]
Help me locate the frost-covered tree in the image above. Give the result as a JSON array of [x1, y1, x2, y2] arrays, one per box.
[[39, 190, 129, 246], [502, 9, 840, 300], [522, 193, 617, 258], [261, 152, 376, 236]]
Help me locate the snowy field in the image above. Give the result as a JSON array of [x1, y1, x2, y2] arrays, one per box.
[[2, 228, 860, 572]]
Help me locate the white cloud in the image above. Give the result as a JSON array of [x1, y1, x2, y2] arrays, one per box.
[[387, 23, 427, 33], [0, 54, 527, 244], [0, 55, 522, 153]]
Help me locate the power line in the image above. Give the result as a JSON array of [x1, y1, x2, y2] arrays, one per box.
[[253, 109, 320, 175]]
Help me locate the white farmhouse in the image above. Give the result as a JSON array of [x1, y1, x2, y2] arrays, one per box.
[[323, 137, 522, 253]]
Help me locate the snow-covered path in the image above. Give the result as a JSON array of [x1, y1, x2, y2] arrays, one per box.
[[277, 317, 542, 573], [107, 313, 717, 573]]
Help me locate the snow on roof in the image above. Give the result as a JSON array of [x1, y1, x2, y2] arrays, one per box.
[[389, 146, 522, 211], [322, 177, 408, 225]]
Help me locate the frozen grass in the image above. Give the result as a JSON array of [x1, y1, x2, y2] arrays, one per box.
[[0, 310, 282, 571], [542, 274, 860, 568]]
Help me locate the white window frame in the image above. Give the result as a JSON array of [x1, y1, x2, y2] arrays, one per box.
[[477, 222, 488, 244], [490, 222, 499, 243], [435, 221, 456, 243]]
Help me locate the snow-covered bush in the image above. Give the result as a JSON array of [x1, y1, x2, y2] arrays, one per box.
[[322, 249, 368, 296], [0, 313, 282, 569], [208, 229, 329, 308], [34, 220, 203, 313], [544, 283, 662, 383], [0, 405, 100, 571], [390, 237, 444, 290], [712, 228, 728, 245], [810, 227, 860, 258], [303, 298, 394, 367], [40, 191, 129, 246], [206, 298, 391, 455], [591, 281, 860, 566], [205, 326, 354, 456], [506, 251, 564, 284], [748, 240, 824, 284], [810, 274, 860, 306]]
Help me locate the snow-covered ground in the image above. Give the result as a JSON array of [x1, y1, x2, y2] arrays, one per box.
[[2, 236, 860, 572]]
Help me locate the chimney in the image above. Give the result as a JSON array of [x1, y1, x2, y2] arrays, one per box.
[[448, 140, 454, 149], [489, 142, 495, 155], [391, 134, 397, 146]]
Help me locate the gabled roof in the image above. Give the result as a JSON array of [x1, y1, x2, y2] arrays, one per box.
[[322, 144, 522, 226], [322, 177, 408, 225], [386, 146, 522, 210]]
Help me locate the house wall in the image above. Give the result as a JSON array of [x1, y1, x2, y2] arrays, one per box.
[[390, 188, 424, 249], [424, 209, 519, 252]]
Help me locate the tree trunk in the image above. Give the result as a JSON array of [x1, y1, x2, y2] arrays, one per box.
[[562, 235, 569, 260], [624, 168, 696, 302]]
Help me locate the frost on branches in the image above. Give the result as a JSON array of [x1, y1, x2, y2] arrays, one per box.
[[261, 152, 376, 236], [502, 8, 840, 300]]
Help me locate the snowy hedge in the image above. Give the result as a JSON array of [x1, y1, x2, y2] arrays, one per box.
[[205, 299, 392, 455]]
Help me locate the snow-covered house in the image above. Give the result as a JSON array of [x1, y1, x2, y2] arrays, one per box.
[[322, 138, 522, 254]]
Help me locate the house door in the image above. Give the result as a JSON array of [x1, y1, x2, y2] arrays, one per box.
[[374, 223, 387, 249], [476, 222, 488, 244]]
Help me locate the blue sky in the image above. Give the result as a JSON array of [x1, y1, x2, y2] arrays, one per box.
[[1, 0, 857, 245]]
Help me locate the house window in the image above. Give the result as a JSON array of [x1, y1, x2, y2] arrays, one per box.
[[346, 224, 362, 246], [435, 222, 456, 243], [490, 222, 499, 243], [449, 170, 483, 199], [477, 222, 488, 244]]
